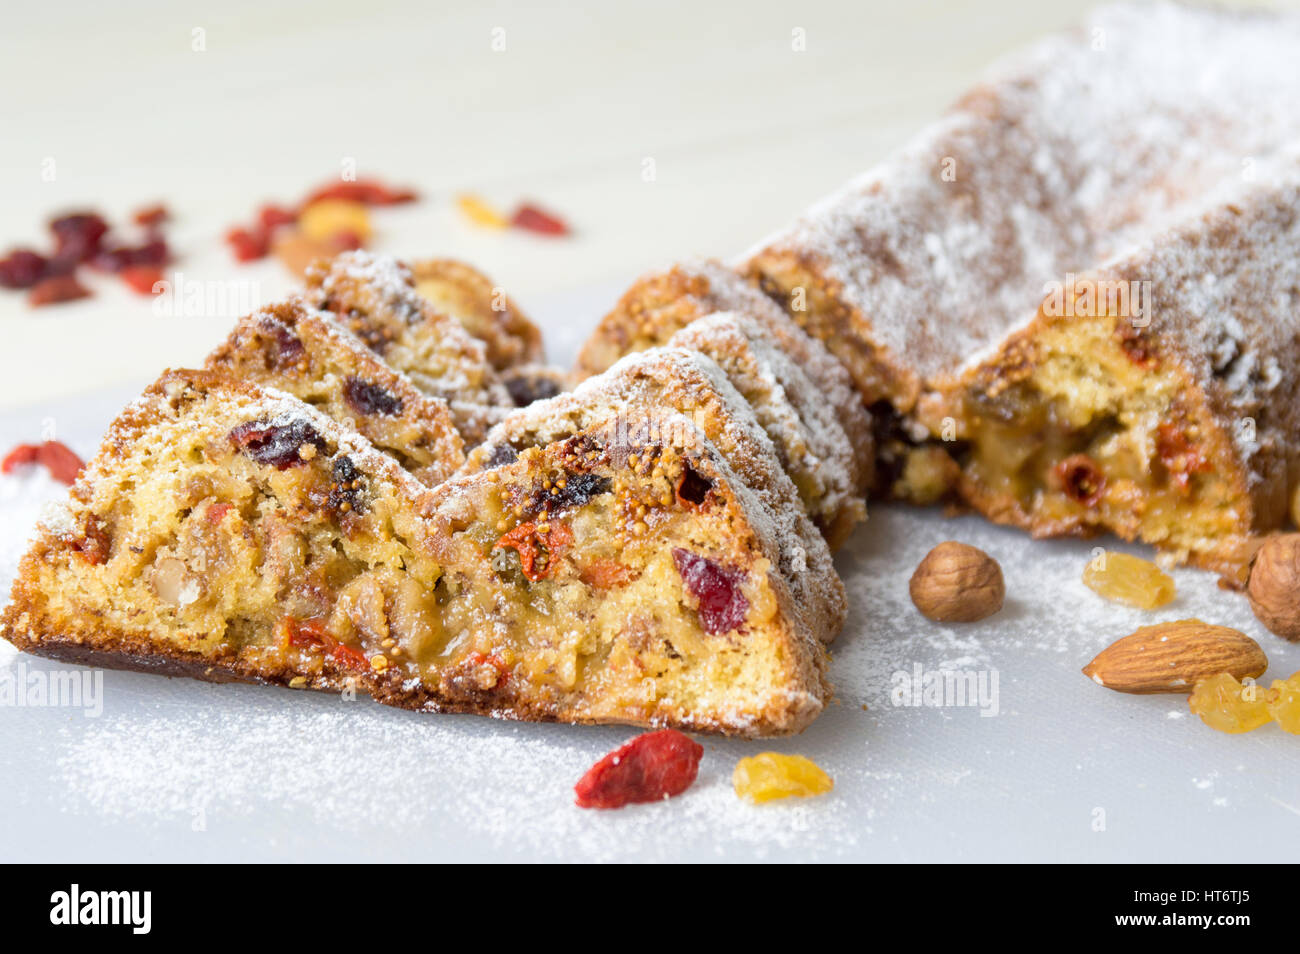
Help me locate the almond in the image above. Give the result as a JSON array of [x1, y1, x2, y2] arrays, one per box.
[[1082, 619, 1268, 694]]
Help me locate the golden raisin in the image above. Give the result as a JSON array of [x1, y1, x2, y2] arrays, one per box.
[[1082, 551, 1175, 609], [456, 193, 508, 229], [1266, 672, 1300, 734], [1188, 673, 1274, 734], [733, 753, 833, 803]]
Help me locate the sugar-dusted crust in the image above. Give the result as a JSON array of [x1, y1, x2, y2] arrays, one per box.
[[929, 150, 1300, 576], [574, 258, 874, 485], [409, 258, 543, 371], [3, 369, 828, 736], [463, 346, 846, 644], [667, 312, 868, 548], [740, 3, 1300, 413], [304, 251, 513, 445], [206, 298, 465, 485]]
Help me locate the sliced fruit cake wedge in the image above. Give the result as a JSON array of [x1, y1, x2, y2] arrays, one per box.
[[205, 298, 465, 485], [408, 257, 543, 372], [304, 251, 514, 445], [461, 346, 846, 642], [1, 369, 829, 735]]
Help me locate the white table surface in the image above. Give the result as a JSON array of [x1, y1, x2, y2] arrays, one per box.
[[3, 0, 1298, 862]]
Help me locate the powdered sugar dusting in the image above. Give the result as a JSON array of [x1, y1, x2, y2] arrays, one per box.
[[743, 2, 1300, 382]]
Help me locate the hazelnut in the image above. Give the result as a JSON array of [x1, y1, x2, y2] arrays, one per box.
[[909, 541, 1004, 622], [1247, 533, 1300, 642]]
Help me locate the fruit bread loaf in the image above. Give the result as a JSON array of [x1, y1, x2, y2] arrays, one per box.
[[740, 4, 1300, 424], [926, 150, 1300, 578], [1, 368, 829, 735]]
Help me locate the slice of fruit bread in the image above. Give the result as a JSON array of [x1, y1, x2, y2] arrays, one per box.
[[1, 369, 829, 735], [205, 298, 465, 485], [409, 257, 543, 371], [667, 312, 869, 548], [573, 258, 874, 487], [304, 251, 513, 445], [461, 346, 846, 643]]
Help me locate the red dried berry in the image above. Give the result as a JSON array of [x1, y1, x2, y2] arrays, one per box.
[[49, 213, 109, 263], [574, 730, 704, 809], [132, 204, 169, 228], [225, 226, 271, 262], [671, 548, 749, 635], [1, 444, 40, 473], [37, 441, 85, 484], [0, 249, 49, 289], [121, 265, 165, 296], [301, 179, 418, 207], [2, 441, 84, 485], [229, 418, 327, 469], [258, 204, 298, 231], [510, 203, 570, 236], [29, 275, 91, 307]]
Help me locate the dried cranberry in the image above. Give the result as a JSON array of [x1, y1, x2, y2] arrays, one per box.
[[671, 548, 749, 635], [0, 249, 49, 289], [1056, 454, 1106, 506], [91, 238, 169, 273], [49, 213, 109, 263], [674, 464, 713, 507], [327, 455, 367, 514], [229, 418, 327, 469], [343, 377, 403, 416], [574, 730, 704, 809], [29, 275, 91, 307], [510, 203, 570, 236]]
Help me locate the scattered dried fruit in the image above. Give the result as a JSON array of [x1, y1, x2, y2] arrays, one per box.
[[28, 275, 91, 307], [300, 178, 417, 207], [0, 249, 49, 289], [908, 541, 1004, 622], [1083, 620, 1267, 694], [733, 753, 833, 803], [298, 199, 372, 243], [1247, 533, 1300, 642], [132, 204, 169, 228], [120, 265, 165, 296], [672, 547, 749, 635], [574, 729, 703, 809], [456, 193, 509, 229], [2, 441, 85, 485], [1188, 672, 1274, 733], [49, 213, 109, 265], [511, 202, 570, 236], [1082, 550, 1175, 609]]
